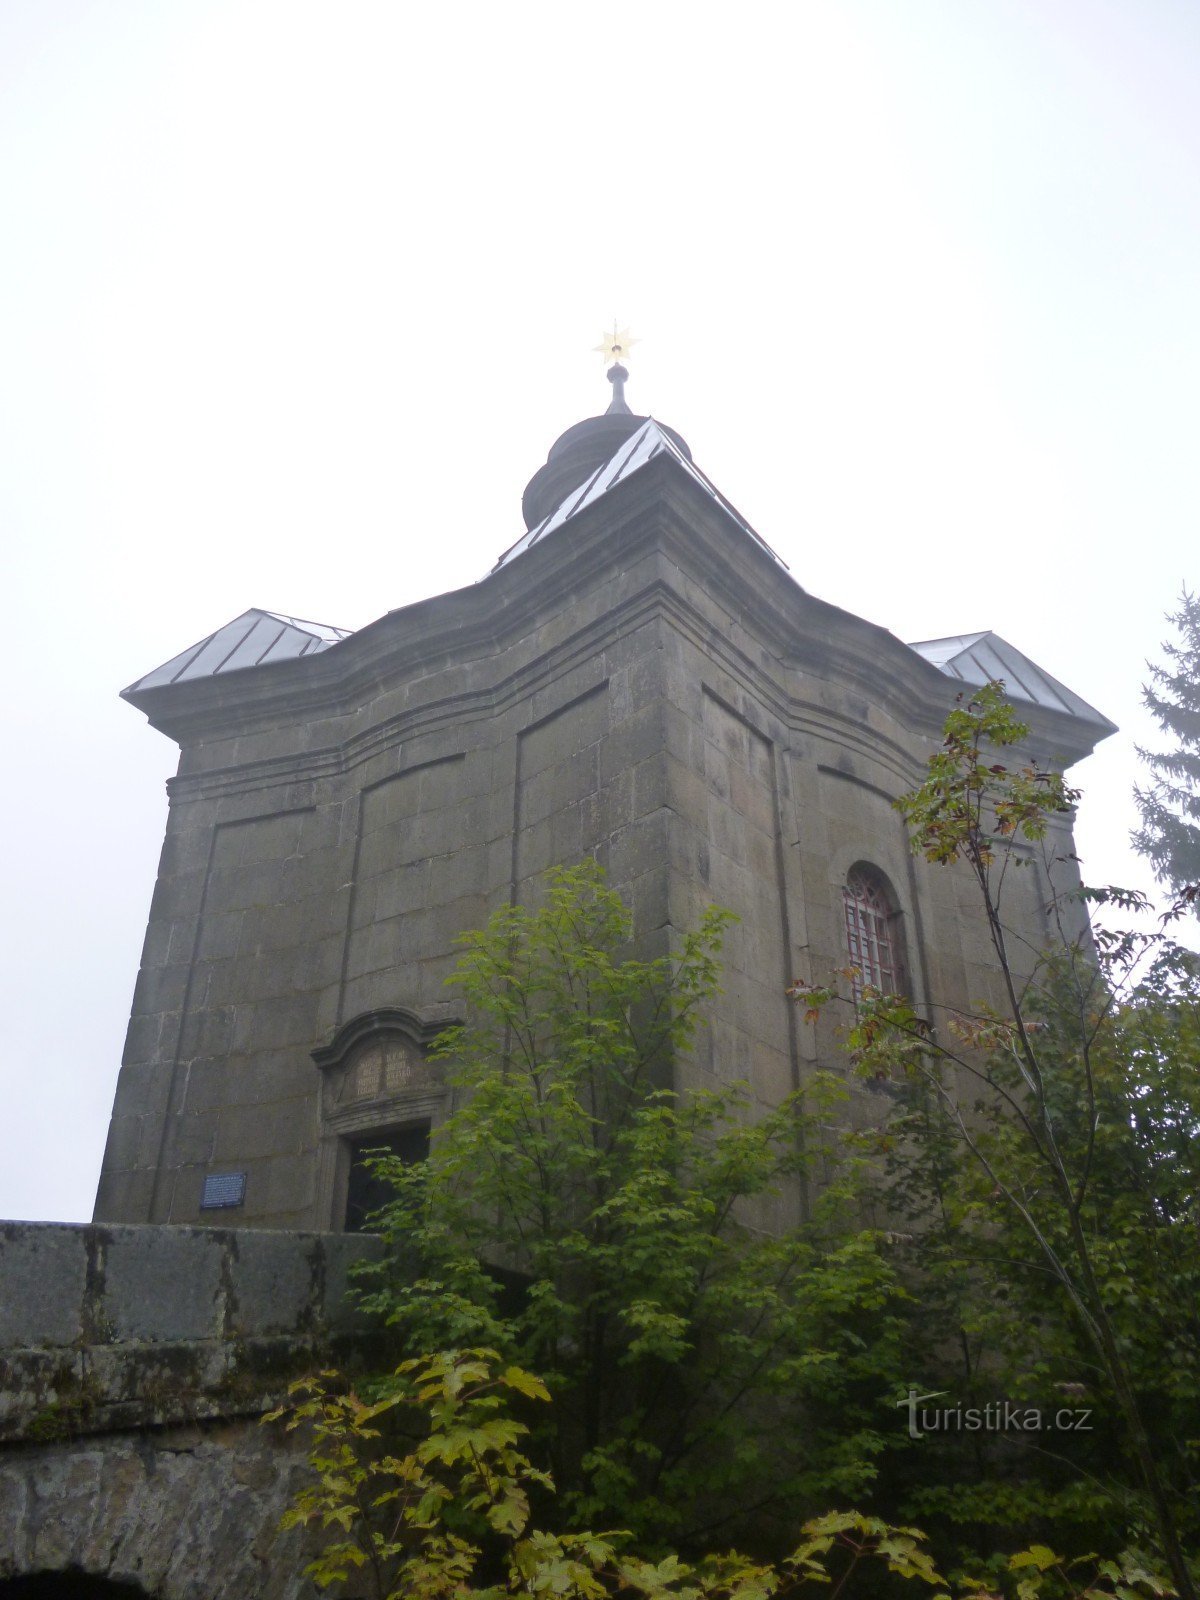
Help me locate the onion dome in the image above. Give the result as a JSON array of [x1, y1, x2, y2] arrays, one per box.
[[521, 362, 692, 531]]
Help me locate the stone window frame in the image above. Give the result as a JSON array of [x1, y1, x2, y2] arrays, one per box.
[[821, 849, 911, 1007], [841, 864, 906, 999], [311, 1006, 455, 1231]]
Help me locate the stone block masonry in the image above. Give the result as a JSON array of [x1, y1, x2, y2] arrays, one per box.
[[98, 398, 1111, 1240], [0, 1221, 380, 1597]]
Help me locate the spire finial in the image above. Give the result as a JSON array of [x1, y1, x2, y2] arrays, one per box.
[[594, 322, 636, 366], [605, 363, 631, 415], [593, 323, 637, 416]]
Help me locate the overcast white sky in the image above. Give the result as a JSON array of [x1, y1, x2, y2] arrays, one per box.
[[1, 2, 1197, 1223]]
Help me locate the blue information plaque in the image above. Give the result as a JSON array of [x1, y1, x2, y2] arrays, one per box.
[[200, 1171, 246, 1209]]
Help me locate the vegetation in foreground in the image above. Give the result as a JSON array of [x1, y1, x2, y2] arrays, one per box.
[[348, 860, 907, 1551], [269, 1348, 1175, 1600], [794, 684, 1200, 1595], [272, 682, 1199, 1596]]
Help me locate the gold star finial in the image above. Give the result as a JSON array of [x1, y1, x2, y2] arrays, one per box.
[[594, 323, 636, 365]]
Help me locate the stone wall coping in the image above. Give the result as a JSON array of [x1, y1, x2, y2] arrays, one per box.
[[0, 1221, 383, 1445]]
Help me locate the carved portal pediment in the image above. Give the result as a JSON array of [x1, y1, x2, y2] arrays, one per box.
[[312, 1006, 453, 1133], [331, 1033, 432, 1107]]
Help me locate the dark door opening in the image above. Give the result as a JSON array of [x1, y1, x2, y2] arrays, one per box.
[[0, 1575, 152, 1598], [343, 1122, 431, 1232]]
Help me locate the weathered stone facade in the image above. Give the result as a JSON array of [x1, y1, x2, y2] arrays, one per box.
[[0, 1222, 376, 1597], [1, 377, 1118, 1596], [93, 389, 1114, 1234]]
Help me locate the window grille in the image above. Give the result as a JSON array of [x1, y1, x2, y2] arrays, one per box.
[[842, 869, 901, 997]]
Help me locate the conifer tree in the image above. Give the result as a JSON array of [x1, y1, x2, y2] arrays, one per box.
[[1132, 588, 1200, 909]]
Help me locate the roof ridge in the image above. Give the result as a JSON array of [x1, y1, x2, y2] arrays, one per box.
[[491, 418, 787, 573]]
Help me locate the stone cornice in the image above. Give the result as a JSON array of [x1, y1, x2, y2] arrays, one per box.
[[136, 454, 1111, 794], [162, 579, 928, 805]]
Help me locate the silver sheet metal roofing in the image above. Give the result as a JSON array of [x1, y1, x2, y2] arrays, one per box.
[[124, 609, 352, 694], [908, 632, 1115, 729], [491, 418, 787, 573], [121, 484, 1107, 738]]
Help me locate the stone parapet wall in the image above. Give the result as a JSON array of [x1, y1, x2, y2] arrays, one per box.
[[0, 1221, 379, 1445]]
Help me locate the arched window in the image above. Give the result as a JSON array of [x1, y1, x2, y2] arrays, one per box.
[[842, 867, 903, 998]]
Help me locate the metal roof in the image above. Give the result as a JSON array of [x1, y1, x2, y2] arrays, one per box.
[[907, 631, 1115, 729], [125, 609, 353, 694], [492, 418, 787, 572], [128, 424, 786, 701]]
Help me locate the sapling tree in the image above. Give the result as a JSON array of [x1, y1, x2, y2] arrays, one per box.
[[353, 861, 908, 1552], [790, 684, 1200, 1599]]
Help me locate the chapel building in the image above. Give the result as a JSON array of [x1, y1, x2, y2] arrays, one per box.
[[94, 362, 1115, 1232]]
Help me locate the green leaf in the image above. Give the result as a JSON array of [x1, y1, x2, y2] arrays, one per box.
[[1010, 1546, 1060, 1573]]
